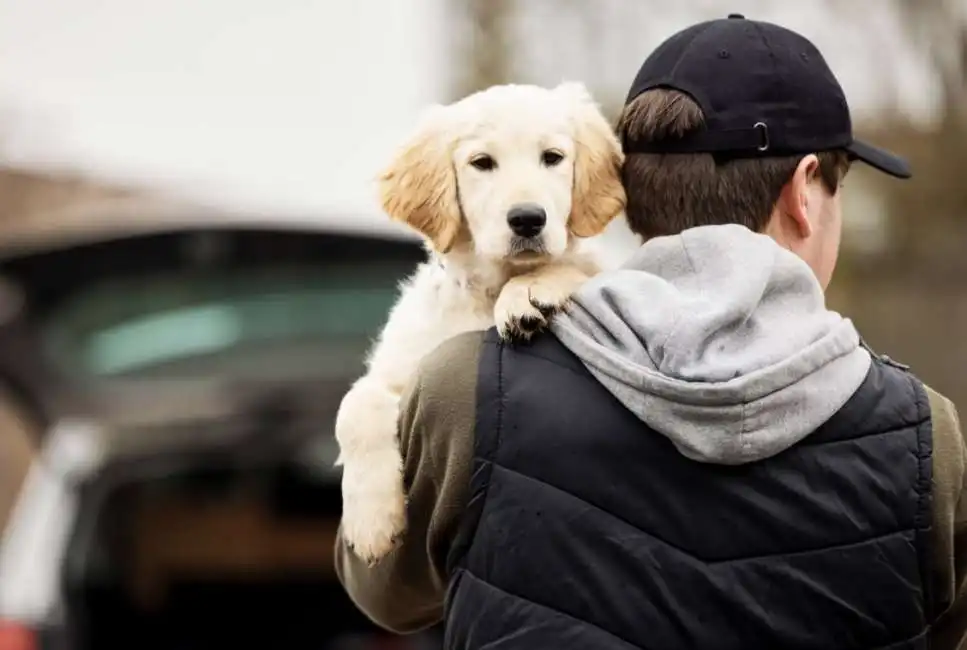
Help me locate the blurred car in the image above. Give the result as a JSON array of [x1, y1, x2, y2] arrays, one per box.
[[0, 199, 441, 650]]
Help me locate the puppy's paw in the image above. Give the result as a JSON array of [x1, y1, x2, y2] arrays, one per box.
[[494, 279, 546, 341], [340, 448, 407, 565], [494, 267, 591, 341], [334, 378, 407, 565], [526, 266, 590, 316]]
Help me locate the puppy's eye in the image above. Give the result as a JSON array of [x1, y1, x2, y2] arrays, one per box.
[[541, 150, 564, 167], [470, 155, 496, 171]]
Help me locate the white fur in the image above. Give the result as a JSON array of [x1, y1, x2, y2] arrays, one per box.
[[335, 82, 626, 564]]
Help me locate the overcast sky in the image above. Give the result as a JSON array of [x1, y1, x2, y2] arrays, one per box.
[[0, 0, 446, 218], [0, 0, 951, 219]]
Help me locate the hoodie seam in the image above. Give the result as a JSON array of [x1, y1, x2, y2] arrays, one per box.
[[740, 400, 749, 454], [680, 233, 753, 449], [735, 243, 787, 454], [652, 237, 696, 360]]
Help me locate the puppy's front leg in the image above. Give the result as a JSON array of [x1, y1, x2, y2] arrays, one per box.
[[334, 276, 449, 566], [335, 374, 406, 565], [494, 263, 592, 340]]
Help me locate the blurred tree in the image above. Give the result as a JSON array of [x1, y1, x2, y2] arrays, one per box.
[[449, 0, 517, 99], [840, 0, 967, 278], [827, 0, 967, 407], [893, 0, 967, 122]]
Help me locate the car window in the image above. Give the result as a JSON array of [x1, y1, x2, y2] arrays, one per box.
[[41, 261, 411, 381]]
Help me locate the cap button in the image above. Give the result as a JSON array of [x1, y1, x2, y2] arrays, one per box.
[[727, 13, 745, 19]]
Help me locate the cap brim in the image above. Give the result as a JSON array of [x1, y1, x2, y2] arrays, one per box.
[[846, 140, 912, 179]]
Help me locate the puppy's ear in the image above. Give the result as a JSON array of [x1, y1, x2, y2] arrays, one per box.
[[555, 82, 626, 238], [377, 105, 462, 253]]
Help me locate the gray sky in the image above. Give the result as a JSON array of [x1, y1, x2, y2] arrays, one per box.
[[0, 0, 950, 218], [0, 0, 445, 218]]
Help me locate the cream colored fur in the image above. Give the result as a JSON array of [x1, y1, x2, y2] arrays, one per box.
[[335, 82, 626, 564]]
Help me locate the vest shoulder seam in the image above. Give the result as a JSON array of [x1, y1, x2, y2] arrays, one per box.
[[483, 337, 601, 383], [796, 415, 930, 447], [909, 371, 935, 620]]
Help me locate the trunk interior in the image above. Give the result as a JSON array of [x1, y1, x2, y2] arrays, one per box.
[[61, 462, 443, 650]]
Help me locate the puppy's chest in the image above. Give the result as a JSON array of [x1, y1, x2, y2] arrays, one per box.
[[435, 286, 496, 337], [421, 261, 509, 336]]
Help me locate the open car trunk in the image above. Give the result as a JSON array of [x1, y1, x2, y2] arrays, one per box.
[[63, 461, 442, 650]]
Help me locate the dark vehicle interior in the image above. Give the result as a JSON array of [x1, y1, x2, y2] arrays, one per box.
[[0, 225, 442, 649], [62, 452, 441, 650]]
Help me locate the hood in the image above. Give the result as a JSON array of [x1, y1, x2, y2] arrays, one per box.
[[550, 224, 871, 465]]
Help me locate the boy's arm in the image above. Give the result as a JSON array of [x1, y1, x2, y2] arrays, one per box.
[[927, 386, 967, 649], [334, 332, 483, 634]]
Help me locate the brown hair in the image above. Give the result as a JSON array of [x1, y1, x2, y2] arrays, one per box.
[[616, 89, 850, 239]]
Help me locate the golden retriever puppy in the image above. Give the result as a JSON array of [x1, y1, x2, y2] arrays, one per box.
[[335, 82, 626, 564]]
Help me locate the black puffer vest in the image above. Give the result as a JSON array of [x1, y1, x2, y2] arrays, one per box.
[[444, 331, 934, 650]]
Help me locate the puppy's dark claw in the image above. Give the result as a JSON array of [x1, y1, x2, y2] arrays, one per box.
[[498, 313, 547, 342], [519, 314, 545, 332], [531, 301, 558, 318], [531, 298, 571, 318]]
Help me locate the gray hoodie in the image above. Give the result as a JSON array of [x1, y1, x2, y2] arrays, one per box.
[[551, 224, 871, 465]]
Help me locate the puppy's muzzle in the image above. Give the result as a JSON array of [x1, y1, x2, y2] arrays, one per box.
[[507, 203, 546, 238]]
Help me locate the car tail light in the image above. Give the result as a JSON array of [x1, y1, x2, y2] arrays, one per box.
[[0, 621, 36, 650]]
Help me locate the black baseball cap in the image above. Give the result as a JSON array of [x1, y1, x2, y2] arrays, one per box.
[[624, 13, 911, 179]]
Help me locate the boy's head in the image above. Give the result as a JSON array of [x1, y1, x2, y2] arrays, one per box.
[[619, 14, 910, 289]]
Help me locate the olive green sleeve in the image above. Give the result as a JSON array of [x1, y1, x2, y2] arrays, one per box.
[[926, 385, 967, 649], [334, 331, 484, 634]]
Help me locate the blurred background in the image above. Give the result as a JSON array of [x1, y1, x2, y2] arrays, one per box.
[[0, 1, 963, 649]]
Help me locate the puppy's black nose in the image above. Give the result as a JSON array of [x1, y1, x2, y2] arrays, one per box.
[[507, 204, 546, 238]]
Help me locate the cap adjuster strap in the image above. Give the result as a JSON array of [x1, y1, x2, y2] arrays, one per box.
[[753, 121, 769, 152]]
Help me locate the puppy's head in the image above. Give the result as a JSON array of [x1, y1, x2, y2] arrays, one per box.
[[378, 82, 625, 261]]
